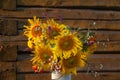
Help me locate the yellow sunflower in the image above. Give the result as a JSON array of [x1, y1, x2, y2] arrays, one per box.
[[24, 16, 43, 38], [87, 43, 97, 53], [27, 39, 34, 49], [61, 52, 85, 75], [44, 19, 69, 44], [55, 33, 82, 59], [31, 45, 54, 70], [24, 16, 45, 47], [79, 51, 89, 67]]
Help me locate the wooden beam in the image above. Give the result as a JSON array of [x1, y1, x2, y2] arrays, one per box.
[[97, 41, 120, 51], [17, 72, 120, 80], [17, 73, 51, 80], [0, 46, 17, 61], [0, 20, 17, 35], [0, 71, 16, 80], [1, 0, 16, 10], [0, 9, 120, 20], [0, 62, 16, 80], [17, 0, 120, 8], [0, 62, 16, 72], [0, 35, 27, 42], [72, 72, 120, 80]]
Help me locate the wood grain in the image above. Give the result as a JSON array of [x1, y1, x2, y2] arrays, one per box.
[[1, 9, 120, 20], [17, 72, 120, 80], [17, 0, 120, 7], [0, 61, 16, 72], [72, 72, 120, 80], [0, 20, 17, 35], [0, 46, 17, 61], [0, 0, 17, 62], [0, 71, 16, 80], [1, 0, 16, 10]]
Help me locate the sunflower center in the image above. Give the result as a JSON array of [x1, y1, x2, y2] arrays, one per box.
[[63, 57, 76, 68], [52, 31, 58, 36], [39, 48, 53, 63], [64, 41, 70, 47], [68, 58, 74, 65], [48, 27, 60, 39], [59, 36, 74, 51], [31, 26, 42, 37]]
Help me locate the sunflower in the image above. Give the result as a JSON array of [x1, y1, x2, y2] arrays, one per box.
[[61, 52, 85, 75], [44, 19, 69, 44], [31, 45, 54, 70], [24, 16, 45, 47], [87, 43, 97, 53], [55, 33, 82, 59], [80, 51, 89, 67], [27, 39, 34, 49]]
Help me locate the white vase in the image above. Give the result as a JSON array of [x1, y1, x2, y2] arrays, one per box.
[[51, 71, 71, 80]]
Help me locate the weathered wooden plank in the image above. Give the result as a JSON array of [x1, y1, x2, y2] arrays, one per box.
[[17, 73, 51, 80], [1, 0, 16, 10], [17, 0, 120, 7], [0, 62, 16, 72], [17, 54, 120, 72], [0, 20, 17, 35], [96, 31, 120, 41], [0, 1, 2, 8], [0, 46, 17, 61], [0, 41, 27, 46], [1, 9, 120, 20], [0, 35, 27, 42], [0, 61, 16, 80], [97, 41, 120, 51], [72, 72, 120, 80], [17, 72, 120, 80], [17, 59, 32, 73], [0, 71, 16, 80], [18, 20, 120, 30]]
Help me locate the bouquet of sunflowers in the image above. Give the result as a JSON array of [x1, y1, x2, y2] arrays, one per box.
[[24, 16, 97, 75]]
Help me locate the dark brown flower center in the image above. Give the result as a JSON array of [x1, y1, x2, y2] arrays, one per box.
[[47, 27, 60, 39], [59, 36, 74, 51], [63, 57, 76, 68], [38, 49, 53, 63], [64, 41, 70, 47], [51, 30, 59, 37], [43, 53, 50, 60]]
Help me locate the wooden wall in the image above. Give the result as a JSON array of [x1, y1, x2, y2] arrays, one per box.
[[0, 0, 120, 80]]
